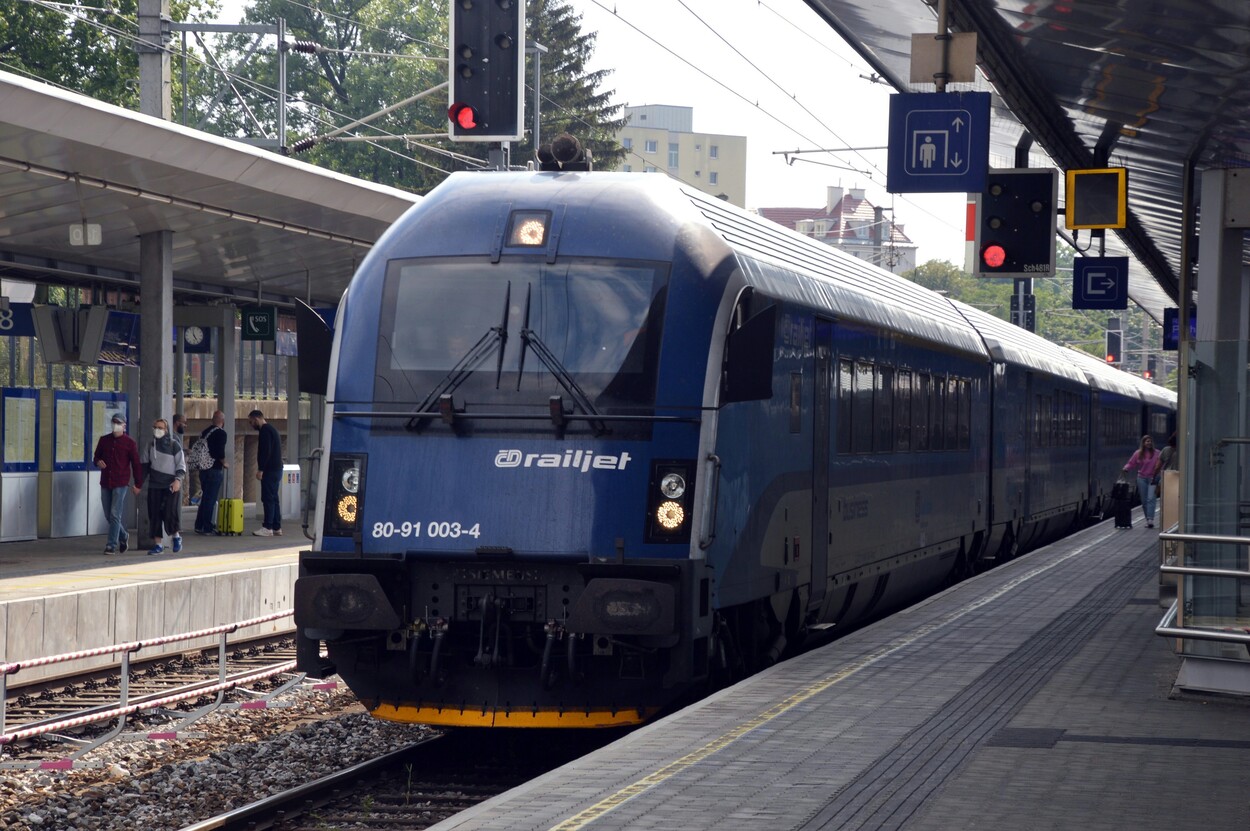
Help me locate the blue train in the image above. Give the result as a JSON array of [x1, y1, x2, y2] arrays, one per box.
[[294, 170, 1175, 728]]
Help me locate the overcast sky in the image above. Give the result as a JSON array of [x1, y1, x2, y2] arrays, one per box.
[[570, 0, 968, 266]]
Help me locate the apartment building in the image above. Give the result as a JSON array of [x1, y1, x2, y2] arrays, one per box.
[[614, 105, 748, 207]]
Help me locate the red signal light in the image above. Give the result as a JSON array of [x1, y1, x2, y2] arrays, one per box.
[[448, 103, 477, 129], [982, 244, 1006, 269]]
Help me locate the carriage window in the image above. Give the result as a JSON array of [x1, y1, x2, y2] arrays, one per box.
[[895, 370, 912, 452], [876, 366, 894, 453], [930, 375, 944, 451], [852, 361, 874, 454], [958, 379, 971, 450], [914, 373, 930, 452], [944, 376, 958, 449], [837, 359, 853, 453]]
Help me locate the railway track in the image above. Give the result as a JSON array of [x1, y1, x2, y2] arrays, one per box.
[[0, 634, 307, 766], [184, 727, 627, 831]]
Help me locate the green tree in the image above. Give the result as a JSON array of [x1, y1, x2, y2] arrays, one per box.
[[903, 249, 1169, 385], [0, 0, 216, 109], [517, 0, 626, 170], [187, 0, 624, 192]]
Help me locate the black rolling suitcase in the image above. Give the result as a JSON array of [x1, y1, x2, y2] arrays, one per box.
[[1108, 477, 1133, 529]]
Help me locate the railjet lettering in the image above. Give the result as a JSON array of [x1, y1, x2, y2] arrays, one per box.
[[494, 449, 632, 471]]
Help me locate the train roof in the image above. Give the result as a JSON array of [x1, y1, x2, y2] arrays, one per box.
[[1129, 375, 1177, 408], [1062, 347, 1150, 399], [946, 298, 1088, 384], [401, 172, 990, 361], [682, 188, 989, 360]]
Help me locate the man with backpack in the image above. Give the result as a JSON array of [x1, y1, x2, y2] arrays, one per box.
[[192, 410, 229, 535]]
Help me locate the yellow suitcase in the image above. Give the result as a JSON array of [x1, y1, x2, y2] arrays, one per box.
[[215, 470, 244, 535]]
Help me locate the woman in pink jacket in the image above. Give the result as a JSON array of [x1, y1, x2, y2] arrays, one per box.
[[1124, 435, 1161, 528]]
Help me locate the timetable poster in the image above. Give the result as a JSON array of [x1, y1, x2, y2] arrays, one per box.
[[4, 395, 35, 465]]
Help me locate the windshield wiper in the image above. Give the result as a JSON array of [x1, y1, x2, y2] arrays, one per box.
[[406, 282, 510, 432], [515, 284, 609, 436]]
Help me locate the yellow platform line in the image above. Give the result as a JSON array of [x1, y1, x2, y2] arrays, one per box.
[[547, 529, 1113, 830]]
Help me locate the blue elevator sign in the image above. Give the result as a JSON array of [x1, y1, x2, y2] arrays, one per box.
[[887, 92, 990, 194], [1072, 257, 1129, 310]]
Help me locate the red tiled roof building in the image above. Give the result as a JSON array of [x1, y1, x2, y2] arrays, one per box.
[[756, 186, 917, 274]]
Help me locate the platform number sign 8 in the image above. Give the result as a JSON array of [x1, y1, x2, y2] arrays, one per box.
[[0, 308, 12, 331]]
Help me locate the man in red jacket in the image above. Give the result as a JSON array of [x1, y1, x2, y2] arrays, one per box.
[[92, 413, 144, 554]]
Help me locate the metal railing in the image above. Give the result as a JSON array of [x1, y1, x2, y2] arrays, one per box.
[[1155, 527, 1250, 646], [0, 610, 334, 769]]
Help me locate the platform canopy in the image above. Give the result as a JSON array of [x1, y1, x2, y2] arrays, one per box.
[[0, 71, 419, 307], [804, 0, 1250, 323]]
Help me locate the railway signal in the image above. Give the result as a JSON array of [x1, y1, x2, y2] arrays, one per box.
[[448, 0, 525, 142], [1105, 328, 1122, 364], [974, 168, 1058, 277]]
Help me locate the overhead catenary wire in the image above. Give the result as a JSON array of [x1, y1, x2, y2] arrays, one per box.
[[587, 0, 965, 238], [11, 0, 466, 176]]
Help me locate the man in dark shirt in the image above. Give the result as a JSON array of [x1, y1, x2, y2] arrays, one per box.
[[249, 409, 283, 536], [92, 413, 143, 554], [194, 410, 230, 534]]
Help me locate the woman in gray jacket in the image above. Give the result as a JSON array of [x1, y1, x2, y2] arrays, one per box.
[[141, 417, 187, 555]]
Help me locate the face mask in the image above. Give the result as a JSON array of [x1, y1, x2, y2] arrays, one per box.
[[153, 429, 166, 439], [112, 425, 124, 436], [176, 425, 184, 435]]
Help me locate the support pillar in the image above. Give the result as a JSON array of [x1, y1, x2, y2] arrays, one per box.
[[138, 230, 174, 543], [1176, 168, 1250, 694], [137, 0, 172, 121]]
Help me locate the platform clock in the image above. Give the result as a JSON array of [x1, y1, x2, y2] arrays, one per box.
[[183, 325, 211, 353]]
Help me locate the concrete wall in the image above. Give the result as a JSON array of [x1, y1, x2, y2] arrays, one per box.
[[0, 563, 296, 686]]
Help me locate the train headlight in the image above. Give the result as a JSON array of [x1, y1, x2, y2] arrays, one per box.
[[336, 494, 358, 524], [507, 210, 552, 247], [656, 501, 684, 529], [646, 460, 695, 543], [660, 473, 686, 499], [325, 454, 366, 537]]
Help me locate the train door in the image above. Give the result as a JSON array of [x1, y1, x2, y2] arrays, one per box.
[[810, 318, 832, 614], [1023, 371, 1034, 517]]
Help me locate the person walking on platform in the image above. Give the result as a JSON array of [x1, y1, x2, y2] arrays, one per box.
[[194, 410, 229, 535], [1123, 434, 1161, 529], [249, 409, 283, 537], [172, 412, 194, 504], [92, 413, 143, 555], [142, 417, 187, 555]]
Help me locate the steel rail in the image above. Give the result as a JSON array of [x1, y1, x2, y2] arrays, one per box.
[[4, 656, 296, 740]]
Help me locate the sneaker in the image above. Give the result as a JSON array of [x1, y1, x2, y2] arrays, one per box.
[[1147, 522, 1154, 528], [273, 528, 283, 536], [190, 496, 201, 506], [253, 527, 273, 537], [172, 536, 183, 553], [148, 544, 164, 556], [119, 537, 128, 554], [103, 546, 116, 555]]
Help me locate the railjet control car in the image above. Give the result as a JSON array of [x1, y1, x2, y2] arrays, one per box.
[[294, 170, 1174, 728]]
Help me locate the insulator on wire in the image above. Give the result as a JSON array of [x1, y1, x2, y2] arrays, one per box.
[[290, 136, 319, 154], [287, 40, 322, 54]]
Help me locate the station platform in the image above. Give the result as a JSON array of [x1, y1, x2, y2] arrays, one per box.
[[0, 505, 302, 686], [432, 509, 1250, 831]]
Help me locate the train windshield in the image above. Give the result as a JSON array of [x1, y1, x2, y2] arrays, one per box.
[[374, 257, 668, 434]]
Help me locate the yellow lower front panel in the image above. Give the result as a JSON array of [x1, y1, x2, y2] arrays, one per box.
[[370, 702, 657, 728]]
